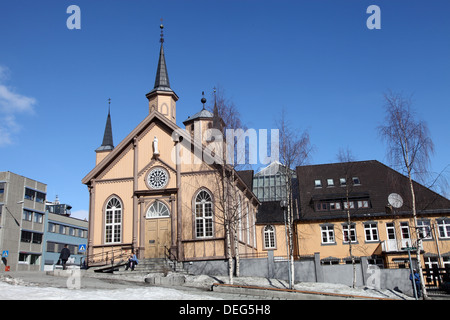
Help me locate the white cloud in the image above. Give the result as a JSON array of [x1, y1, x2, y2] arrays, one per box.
[[0, 65, 36, 146]]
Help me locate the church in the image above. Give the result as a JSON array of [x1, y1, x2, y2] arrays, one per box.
[[82, 25, 259, 266]]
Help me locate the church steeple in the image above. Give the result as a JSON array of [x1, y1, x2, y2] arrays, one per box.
[[95, 99, 114, 164], [153, 24, 171, 91], [146, 23, 179, 123]]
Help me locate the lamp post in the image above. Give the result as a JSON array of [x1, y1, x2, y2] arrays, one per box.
[[280, 200, 292, 289]]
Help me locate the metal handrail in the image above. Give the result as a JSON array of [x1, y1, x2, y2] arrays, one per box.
[[86, 244, 133, 267]]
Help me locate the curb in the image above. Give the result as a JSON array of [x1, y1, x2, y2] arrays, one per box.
[[211, 283, 398, 300]]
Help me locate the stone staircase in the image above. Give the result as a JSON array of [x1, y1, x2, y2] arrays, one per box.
[[128, 258, 187, 274]]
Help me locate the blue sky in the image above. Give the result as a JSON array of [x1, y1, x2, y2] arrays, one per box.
[[1, 0, 449, 220]]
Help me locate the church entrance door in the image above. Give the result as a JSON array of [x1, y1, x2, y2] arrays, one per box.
[[144, 200, 171, 259]]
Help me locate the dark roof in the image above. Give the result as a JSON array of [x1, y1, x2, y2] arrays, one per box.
[[295, 160, 450, 221], [236, 170, 254, 190], [183, 108, 213, 125], [146, 41, 178, 99], [96, 109, 114, 152], [256, 201, 285, 224], [153, 43, 171, 91]]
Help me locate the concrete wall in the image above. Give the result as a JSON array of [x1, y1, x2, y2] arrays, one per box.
[[186, 251, 415, 297]]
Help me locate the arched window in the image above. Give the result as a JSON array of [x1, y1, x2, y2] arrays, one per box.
[[146, 200, 170, 218], [105, 197, 122, 244], [264, 225, 276, 249], [238, 195, 242, 241], [195, 190, 213, 238]]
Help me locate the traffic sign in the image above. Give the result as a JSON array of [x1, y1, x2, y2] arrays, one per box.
[[2, 251, 8, 257], [78, 244, 86, 252]]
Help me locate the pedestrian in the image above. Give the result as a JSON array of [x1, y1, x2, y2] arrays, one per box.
[[59, 244, 71, 270], [409, 269, 421, 298], [125, 252, 138, 271]]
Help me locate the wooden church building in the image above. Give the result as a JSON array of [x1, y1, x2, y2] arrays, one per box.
[[82, 26, 259, 266]]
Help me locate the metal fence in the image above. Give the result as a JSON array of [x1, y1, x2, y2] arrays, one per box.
[[423, 266, 450, 296]]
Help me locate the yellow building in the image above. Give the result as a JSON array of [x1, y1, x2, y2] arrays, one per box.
[[294, 161, 450, 270], [253, 160, 450, 289], [82, 26, 259, 266]]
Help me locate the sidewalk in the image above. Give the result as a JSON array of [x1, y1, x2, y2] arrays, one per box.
[[0, 270, 414, 300]]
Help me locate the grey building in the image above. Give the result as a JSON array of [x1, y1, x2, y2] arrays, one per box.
[[0, 171, 47, 271], [43, 198, 88, 270]]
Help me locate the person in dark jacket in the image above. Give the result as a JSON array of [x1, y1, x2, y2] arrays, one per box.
[[125, 252, 138, 271], [410, 269, 422, 298], [59, 244, 71, 270]]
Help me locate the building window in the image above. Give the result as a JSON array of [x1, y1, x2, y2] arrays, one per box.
[[400, 221, 411, 242], [321, 225, 335, 244], [35, 192, 46, 203], [417, 220, 432, 240], [48, 223, 56, 233], [352, 177, 360, 185], [147, 167, 169, 190], [21, 231, 42, 244], [0, 182, 5, 202], [315, 202, 328, 211], [22, 209, 33, 221], [30, 254, 40, 265], [105, 197, 122, 244], [24, 188, 35, 201], [357, 200, 369, 208], [146, 200, 170, 218], [314, 179, 322, 188], [246, 203, 250, 245], [19, 253, 29, 264], [343, 224, 357, 243], [32, 233, 42, 244], [327, 179, 334, 187], [364, 223, 379, 242], [195, 190, 213, 238], [339, 178, 347, 186], [437, 219, 450, 239], [34, 212, 43, 224], [24, 188, 46, 203], [330, 202, 341, 210], [264, 225, 276, 249], [21, 231, 32, 243], [386, 222, 396, 241], [343, 201, 355, 209]]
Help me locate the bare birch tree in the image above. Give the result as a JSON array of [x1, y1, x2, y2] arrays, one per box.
[[277, 108, 312, 288], [336, 147, 357, 288], [378, 91, 434, 299], [206, 85, 248, 283]]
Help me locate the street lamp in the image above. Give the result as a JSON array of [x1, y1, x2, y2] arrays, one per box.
[[3, 200, 23, 227], [280, 200, 292, 289]]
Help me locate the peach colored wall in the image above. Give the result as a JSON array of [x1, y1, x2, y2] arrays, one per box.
[[87, 111, 259, 262]]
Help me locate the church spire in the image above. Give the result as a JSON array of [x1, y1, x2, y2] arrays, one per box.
[[96, 98, 114, 152], [146, 22, 179, 122], [153, 24, 171, 91]]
